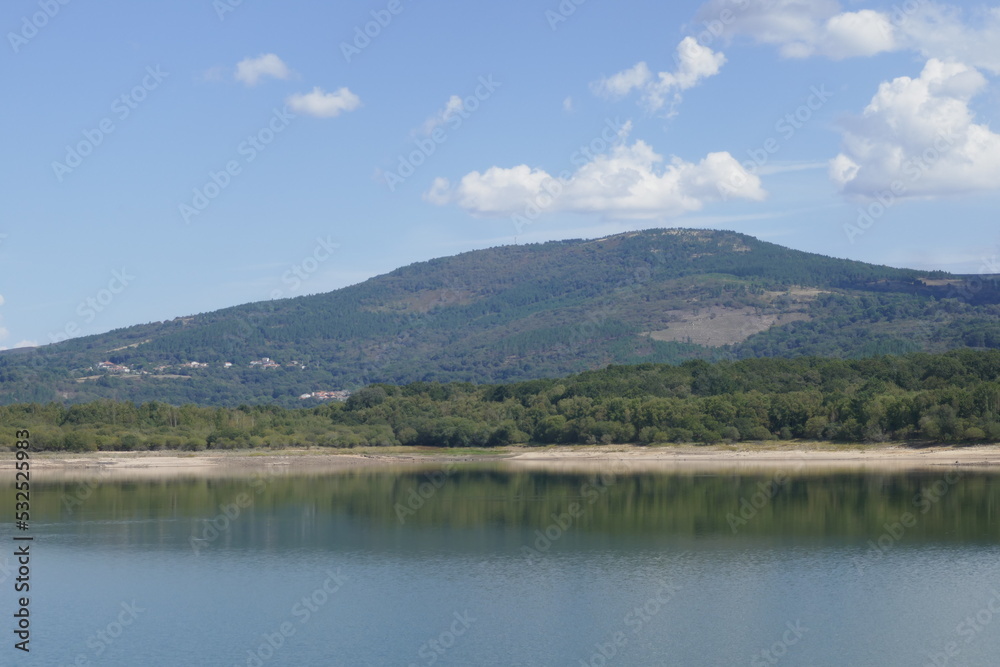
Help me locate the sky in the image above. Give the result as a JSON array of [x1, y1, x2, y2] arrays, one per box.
[[2, 0, 1000, 349]]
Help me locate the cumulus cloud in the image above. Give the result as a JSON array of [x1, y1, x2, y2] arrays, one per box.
[[820, 9, 897, 59], [694, 0, 1000, 70], [235, 53, 293, 86], [419, 95, 466, 135], [830, 58, 1000, 199], [425, 139, 765, 220], [693, 0, 893, 59], [286, 87, 361, 118], [592, 38, 725, 114], [898, 4, 1000, 75], [592, 62, 653, 99]]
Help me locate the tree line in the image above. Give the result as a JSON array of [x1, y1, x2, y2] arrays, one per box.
[[4, 349, 999, 451]]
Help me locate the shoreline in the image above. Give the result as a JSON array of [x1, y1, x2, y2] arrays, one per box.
[[4, 442, 1000, 478]]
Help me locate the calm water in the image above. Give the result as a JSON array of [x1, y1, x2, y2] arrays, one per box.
[[8, 462, 1000, 666]]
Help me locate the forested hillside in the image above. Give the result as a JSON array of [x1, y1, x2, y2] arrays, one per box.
[[1, 229, 998, 407], [5, 350, 999, 450]]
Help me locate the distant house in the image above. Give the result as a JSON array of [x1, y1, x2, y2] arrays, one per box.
[[97, 361, 130, 374], [299, 390, 352, 401]]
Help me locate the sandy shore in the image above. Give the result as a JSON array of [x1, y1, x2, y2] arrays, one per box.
[[3, 443, 999, 479]]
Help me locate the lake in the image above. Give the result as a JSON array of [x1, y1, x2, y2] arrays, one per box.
[[11, 460, 1000, 666]]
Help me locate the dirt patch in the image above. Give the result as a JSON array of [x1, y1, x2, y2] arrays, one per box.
[[643, 307, 810, 346], [107, 339, 151, 353], [368, 288, 479, 314]]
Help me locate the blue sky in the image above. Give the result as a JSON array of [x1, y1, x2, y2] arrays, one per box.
[[3, 0, 1000, 348]]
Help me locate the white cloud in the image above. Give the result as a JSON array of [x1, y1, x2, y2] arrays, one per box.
[[563, 96, 575, 112], [897, 4, 1000, 75], [425, 138, 765, 220], [286, 87, 361, 118], [419, 95, 465, 135], [592, 38, 725, 115], [820, 10, 896, 59], [592, 62, 653, 99], [694, 0, 1000, 70], [235, 53, 293, 86], [694, 0, 893, 59], [830, 58, 1000, 199]]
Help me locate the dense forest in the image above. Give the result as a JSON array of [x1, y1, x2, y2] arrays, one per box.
[[6, 349, 1000, 451], [1, 229, 998, 407]]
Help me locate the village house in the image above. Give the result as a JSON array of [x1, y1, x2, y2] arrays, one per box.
[[299, 390, 352, 401], [97, 361, 130, 374]]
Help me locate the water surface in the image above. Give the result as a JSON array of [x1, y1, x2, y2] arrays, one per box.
[[10, 462, 1000, 666]]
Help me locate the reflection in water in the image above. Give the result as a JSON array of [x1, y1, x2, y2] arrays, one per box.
[[23, 462, 1000, 547], [13, 463, 1000, 666]]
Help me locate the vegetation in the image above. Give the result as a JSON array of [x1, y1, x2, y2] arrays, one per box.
[[5, 349, 1000, 451], [1, 229, 998, 408]]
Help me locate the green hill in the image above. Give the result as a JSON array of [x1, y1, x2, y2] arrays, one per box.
[[2, 228, 998, 406]]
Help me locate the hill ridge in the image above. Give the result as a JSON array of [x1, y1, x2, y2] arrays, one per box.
[[2, 228, 998, 407]]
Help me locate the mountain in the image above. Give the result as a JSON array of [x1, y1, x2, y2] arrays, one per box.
[[3, 228, 999, 407]]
